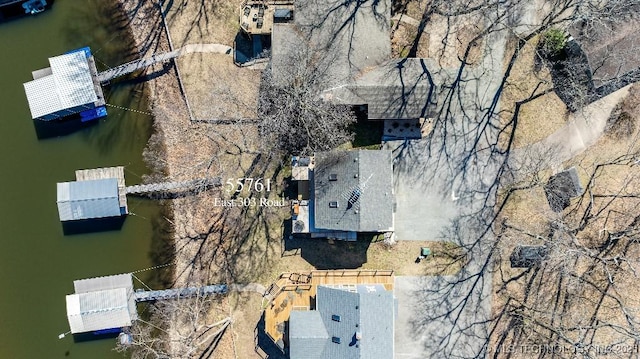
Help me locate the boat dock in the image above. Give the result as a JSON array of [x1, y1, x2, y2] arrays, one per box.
[[75, 166, 128, 214], [65, 273, 227, 335], [134, 284, 228, 302], [57, 166, 221, 223]]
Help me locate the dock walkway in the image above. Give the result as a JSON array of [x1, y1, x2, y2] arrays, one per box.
[[97, 43, 232, 83], [134, 284, 228, 302], [125, 177, 221, 195]]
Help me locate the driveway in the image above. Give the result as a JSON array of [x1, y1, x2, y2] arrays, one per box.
[[386, 18, 509, 359]]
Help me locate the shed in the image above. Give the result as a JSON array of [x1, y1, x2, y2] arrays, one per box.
[[544, 167, 583, 212], [57, 178, 122, 221], [510, 245, 549, 268], [66, 274, 137, 334]]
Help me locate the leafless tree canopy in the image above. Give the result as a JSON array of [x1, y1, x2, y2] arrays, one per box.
[[115, 292, 231, 359], [387, 0, 640, 358], [257, 49, 357, 156]]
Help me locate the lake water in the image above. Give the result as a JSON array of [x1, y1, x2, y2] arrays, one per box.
[[0, 1, 163, 357]]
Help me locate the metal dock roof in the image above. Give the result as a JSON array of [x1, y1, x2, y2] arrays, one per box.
[[23, 49, 99, 119], [66, 273, 138, 334], [56, 178, 121, 221]]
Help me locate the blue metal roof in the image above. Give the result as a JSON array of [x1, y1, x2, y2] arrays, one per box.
[[56, 178, 121, 221]]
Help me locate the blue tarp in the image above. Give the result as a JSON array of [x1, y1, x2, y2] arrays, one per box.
[[66, 46, 92, 59]]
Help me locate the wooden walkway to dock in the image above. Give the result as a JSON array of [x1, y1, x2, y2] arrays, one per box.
[[125, 177, 221, 195], [97, 43, 232, 83], [134, 284, 228, 302]]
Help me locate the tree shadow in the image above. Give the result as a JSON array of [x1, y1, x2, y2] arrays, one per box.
[[286, 236, 369, 269], [255, 313, 287, 359]]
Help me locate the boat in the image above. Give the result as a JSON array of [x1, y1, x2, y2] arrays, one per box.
[[22, 0, 46, 14], [0, 0, 49, 21]]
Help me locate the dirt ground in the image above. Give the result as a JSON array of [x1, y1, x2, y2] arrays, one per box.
[[491, 84, 640, 357], [396, 1, 485, 67], [500, 35, 568, 149]]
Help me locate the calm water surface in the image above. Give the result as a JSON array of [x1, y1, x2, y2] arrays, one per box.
[[0, 1, 162, 358]]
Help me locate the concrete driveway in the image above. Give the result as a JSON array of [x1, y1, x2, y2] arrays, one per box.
[[386, 18, 509, 359]]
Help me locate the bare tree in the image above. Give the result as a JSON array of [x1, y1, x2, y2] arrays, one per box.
[[257, 45, 357, 155], [388, 0, 640, 358], [115, 292, 232, 359]]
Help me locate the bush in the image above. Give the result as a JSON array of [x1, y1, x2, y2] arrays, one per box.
[[541, 29, 567, 57]]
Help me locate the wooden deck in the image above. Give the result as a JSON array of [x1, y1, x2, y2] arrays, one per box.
[[240, 0, 294, 35], [75, 166, 127, 214], [263, 270, 394, 347]]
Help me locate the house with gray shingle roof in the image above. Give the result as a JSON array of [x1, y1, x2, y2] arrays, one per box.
[[314, 150, 394, 232], [291, 149, 395, 239], [289, 284, 396, 359], [267, 0, 435, 121]]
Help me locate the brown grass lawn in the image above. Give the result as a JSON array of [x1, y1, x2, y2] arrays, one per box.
[[178, 53, 260, 120], [491, 84, 640, 357], [166, 0, 241, 46], [500, 35, 568, 149]]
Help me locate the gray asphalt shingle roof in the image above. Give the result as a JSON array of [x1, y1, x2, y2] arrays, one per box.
[[570, 14, 640, 88], [314, 150, 394, 232], [271, 0, 391, 88], [322, 59, 435, 119], [270, 0, 435, 119], [289, 285, 396, 359], [289, 311, 329, 359]]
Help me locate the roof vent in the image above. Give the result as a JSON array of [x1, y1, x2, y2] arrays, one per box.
[[329, 173, 338, 181], [332, 336, 341, 344], [354, 174, 358, 178], [355, 331, 362, 340], [329, 201, 339, 208], [332, 315, 341, 322]]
